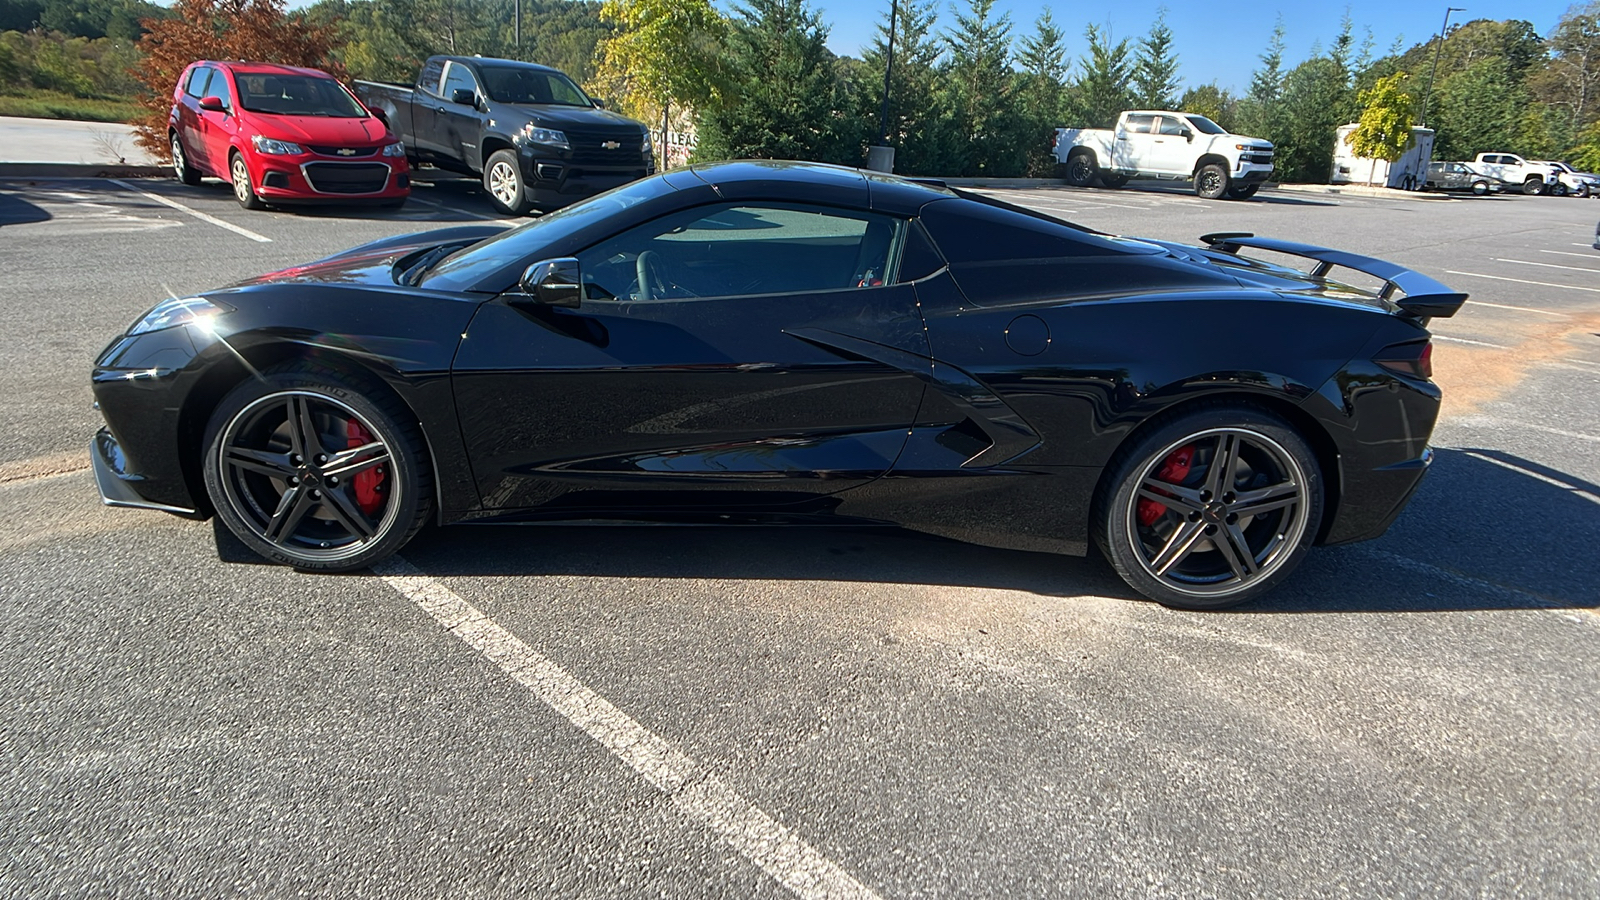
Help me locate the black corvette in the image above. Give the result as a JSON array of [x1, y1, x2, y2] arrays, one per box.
[[92, 161, 1463, 609]]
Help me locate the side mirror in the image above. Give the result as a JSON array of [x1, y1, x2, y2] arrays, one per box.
[[591, 97, 607, 110], [199, 96, 226, 113], [1183, 130, 1194, 142], [520, 258, 582, 308], [450, 88, 477, 108]]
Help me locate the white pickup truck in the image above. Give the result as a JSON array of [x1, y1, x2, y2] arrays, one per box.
[[1472, 153, 1561, 195], [1052, 110, 1275, 200]]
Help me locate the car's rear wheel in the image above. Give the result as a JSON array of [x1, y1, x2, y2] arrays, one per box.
[[1094, 405, 1322, 610], [484, 148, 531, 215], [1523, 177, 1547, 196], [1195, 163, 1230, 199], [202, 363, 433, 571], [1471, 180, 1491, 196], [1063, 151, 1098, 187], [230, 150, 265, 210], [171, 132, 201, 185]]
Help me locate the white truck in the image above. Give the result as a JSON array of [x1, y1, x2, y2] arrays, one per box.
[[1052, 110, 1275, 200], [1472, 153, 1560, 195]]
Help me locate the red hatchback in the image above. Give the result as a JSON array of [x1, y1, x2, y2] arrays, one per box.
[[168, 61, 410, 209]]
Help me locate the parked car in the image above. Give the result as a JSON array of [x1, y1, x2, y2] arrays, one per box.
[[90, 161, 1462, 610], [355, 56, 654, 215], [1472, 153, 1560, 195], [1531, 160, 1599, 198], [1053, 110, 1275, 199], [168, 60, 410, 210], [1422, 161, 1502, 195]]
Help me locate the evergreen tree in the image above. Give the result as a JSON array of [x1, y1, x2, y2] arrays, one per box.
[[854, 0, 959, 175], [1274, 55, 1353, 181], [695, 0, 857, 164], [1236, 17, 1285, 138], [1432, 56, 1526, 159], [943, 0, 1019, 175], [1132, 7, 1179, 110], [1015, 7, 1069, 174], [1072, 23, 1132, 128]]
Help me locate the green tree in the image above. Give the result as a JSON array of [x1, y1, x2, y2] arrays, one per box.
[[1432, 56, 1525, 159], [943, 0, 1019, 175], [1236, 17, 1285, 138], [1178, 82, 1236, 130], [1535, 2, 1600, 133], [1132, 7, 1179, 109], [1274, 55, 1351, 181], [1570, 117, 1600, 170], [853, 0, 959, 175], [694, 0, 856, 165], [1015, 7, 1069, 174], [593, 0, 727, 165], [1072, 22, 1132, 127], [1349, 71, 1415, 184]]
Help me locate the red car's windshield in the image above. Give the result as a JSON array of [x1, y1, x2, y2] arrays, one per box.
[[235, 74, 368, 118]]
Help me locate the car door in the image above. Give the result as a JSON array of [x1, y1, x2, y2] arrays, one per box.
[[451, 201, 930, 513], [408, 58, 447, 160], [1112, 114, 1157, 172], [197, 67, 239, 174], [1147, 116, 1195, 174], [176, 65, 216, 172], [434, 61, 483, 168]]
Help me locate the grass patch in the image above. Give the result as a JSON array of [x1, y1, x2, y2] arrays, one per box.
[[0, 90, 141, 123]]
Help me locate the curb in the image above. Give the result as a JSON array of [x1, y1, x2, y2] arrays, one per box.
[[1273, 182, 1452, 201], [932, 177, 1067, 188], [0, 162, 168, 178]]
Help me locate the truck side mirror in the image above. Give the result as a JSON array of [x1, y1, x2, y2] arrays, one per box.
[[1183, 130, 1194, 142], [520, 258, 582, 308], [450, 88, 477, 109]]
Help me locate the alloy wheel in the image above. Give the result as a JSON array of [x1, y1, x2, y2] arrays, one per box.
[[232, 156, 251, 202], [488, 160, 519, 207], [216, 391, 400, 562], [1125, 427, 1310, 600], [1198, 169, 1224, 196], [172, 137, 187, 179]]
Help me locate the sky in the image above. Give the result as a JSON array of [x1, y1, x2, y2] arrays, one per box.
[[811, 1, 1582, 93]]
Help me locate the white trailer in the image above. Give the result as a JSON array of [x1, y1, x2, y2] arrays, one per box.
[[1331, 125, 1435, 189]]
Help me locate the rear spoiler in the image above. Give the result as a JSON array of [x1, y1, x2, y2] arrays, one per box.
[[1200, 232, 1467, 319]]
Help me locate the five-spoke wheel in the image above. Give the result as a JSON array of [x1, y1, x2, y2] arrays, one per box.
[[1096, 406, 1321, 609], [203, 364, 432, 570]]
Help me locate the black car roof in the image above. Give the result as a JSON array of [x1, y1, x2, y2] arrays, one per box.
[[686, 159, 956, 217]]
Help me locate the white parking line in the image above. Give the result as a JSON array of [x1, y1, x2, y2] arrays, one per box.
[[1446, 270, 1600, 294], [372, 556, 880, 900], [407, 194, 523, 226], [1538, 249, 1600, 260], [107, 178, 271, 242], [1433, 334, 1511, 349], [1447, 415, 1600, 443], [1493, 257, 1600, 274], [1460, 451, 1600, 506], [1466, 299, 1569, 317], [1351, 546, 1599, 625]]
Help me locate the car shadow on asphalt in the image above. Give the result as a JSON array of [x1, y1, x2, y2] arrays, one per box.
[[332, 446, 1596, 616], [0, 189, 52, 227]]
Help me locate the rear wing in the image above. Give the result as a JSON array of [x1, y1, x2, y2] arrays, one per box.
[[1200, 232, 1467, 319]]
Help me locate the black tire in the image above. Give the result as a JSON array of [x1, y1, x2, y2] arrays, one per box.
[[1063, 151, 1098, 187], [1575, 184, 1591, 199], [229, 150, 265, 210], [1098, 173, 1129, 189], [202, 362, 434, 571], [1195, 163, 1230, 199], [171, 131, 201, 185], [1551, 182, 1569, 197], [1225, 183, 1260, 199], [1471, 180, 1490, 196], [1092, 403, 1323, 610], [1523, 177, 1547, 196], [483, 148, 531, 215]]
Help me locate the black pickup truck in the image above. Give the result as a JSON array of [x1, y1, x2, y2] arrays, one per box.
[[355, 56, 654, 215]]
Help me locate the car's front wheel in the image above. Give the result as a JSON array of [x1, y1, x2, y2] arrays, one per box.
[[1093, 404, 1323, 610], [1524, 177, 1547, 196], [1195, 163, 1230, 199], [1471, 180, 1491, 196], [202, 363, 433, 571], [230, 151, 265, 210], [484, 148, 532, 215]]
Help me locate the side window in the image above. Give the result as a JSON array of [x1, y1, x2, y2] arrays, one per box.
[[574, 204, 902, 302], [1123, 114, 1155, 135], [184, 66, 212, 98], [1157, 116, 1188, 136], [896, 220, 944, 283], [442, 62, 479, 102], [205, 68, 233, 108], [418, 58, 445, 96]]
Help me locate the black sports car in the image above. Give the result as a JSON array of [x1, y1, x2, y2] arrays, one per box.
[[92, 161, 1463, 609]]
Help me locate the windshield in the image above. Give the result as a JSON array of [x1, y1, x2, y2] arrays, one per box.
[[478, 66, 593, 106], [235, 73, 368, 117], [1185, 115, 1227, 135], [421, 176, 676, 291]]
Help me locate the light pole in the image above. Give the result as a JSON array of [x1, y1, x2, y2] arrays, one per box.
[[515, 0, 521, 56], [1419, 6, 1464, 127], [869, 0, 898, 173]]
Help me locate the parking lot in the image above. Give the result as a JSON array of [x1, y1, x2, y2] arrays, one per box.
[[2, 174, 1598, 897]]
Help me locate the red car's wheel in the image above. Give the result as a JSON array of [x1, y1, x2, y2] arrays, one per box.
[[230, 150, 266, 210]]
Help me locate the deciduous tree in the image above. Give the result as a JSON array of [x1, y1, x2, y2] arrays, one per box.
[[593, 0, 726, 165], [1350, 71, 1415, 184]]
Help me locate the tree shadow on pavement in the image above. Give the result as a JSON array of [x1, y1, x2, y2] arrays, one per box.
[[0, 189, 51, 227]]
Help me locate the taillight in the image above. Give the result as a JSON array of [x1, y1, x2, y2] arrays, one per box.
[[1375, 340, 1433, 379]]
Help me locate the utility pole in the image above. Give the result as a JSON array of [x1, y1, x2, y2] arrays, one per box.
[[869, 0, 898, 172], [1420, 6, 1464, 127], [515, 0, 521, 56]]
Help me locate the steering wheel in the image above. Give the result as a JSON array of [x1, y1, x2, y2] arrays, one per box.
[[636, 250, 661, 301]]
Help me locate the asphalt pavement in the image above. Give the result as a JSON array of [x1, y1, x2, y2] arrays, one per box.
[[1, 173, 1597, 898]]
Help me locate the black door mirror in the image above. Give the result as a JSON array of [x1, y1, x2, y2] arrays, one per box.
[[520, 258, 582, 308], [591, 97, 607, 110], [1183, 130, 1194, 142], [450, 88, 477, 108]]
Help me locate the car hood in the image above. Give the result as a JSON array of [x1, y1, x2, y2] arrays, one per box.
[[1217, 134, 1273, 150], [509, 104, 645, 133], [247, 114, 395, 146], [234, 225, 509, 288]]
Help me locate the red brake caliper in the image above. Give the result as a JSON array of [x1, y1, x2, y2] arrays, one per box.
[[1137, 444, 1195, 526], [345, 419, 386, 516]]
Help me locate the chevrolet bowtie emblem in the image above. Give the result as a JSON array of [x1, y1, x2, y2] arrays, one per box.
[[337, 148, 357, 156], [601, 141, 620, 150]]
